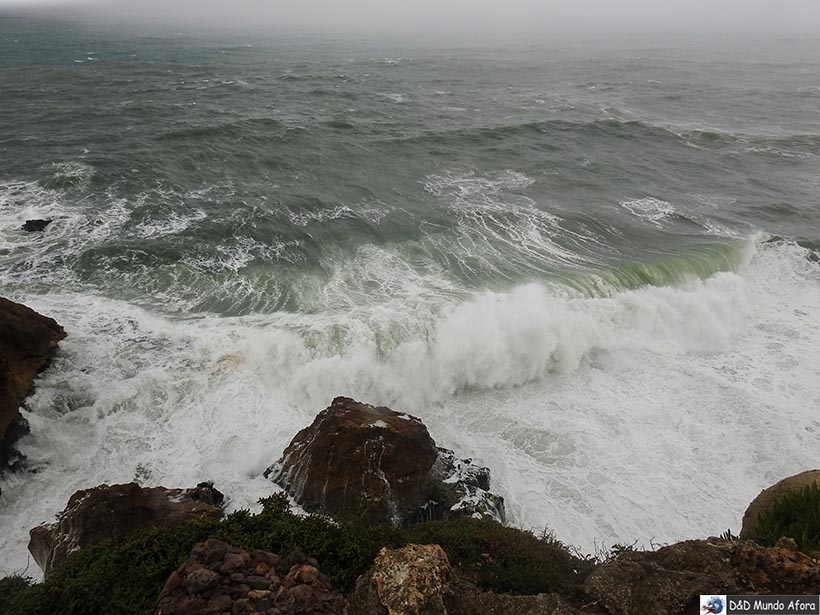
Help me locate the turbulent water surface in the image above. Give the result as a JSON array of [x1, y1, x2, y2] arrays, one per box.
[[2, 15, 820, 576]]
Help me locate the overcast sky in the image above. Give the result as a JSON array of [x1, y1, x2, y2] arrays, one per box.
[[2, 0, 819, 37]]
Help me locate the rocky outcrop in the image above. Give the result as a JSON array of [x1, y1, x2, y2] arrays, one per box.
[[350, 545, 451, 615], [348, 543, 580, 615], [0, 297, 66, 473], [154, 539, 345, 615], [29, 481, 224, 577], [584, 539, 820, 615], [266, 397, 504, 525], [741, 469, 820, 538]]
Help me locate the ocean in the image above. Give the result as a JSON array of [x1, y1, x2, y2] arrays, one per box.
[[1, 15, 819, 577]]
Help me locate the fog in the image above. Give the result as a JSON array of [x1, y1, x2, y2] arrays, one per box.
[[2, 0, 820, 40]]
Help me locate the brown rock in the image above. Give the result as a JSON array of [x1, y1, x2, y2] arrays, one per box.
[[184, 569, 221, 595], [296, 565, 319, 584], [208, 594, 233, 611], [443, 578, 580, 615], [246, 576, 269, 590], [28, 481, 224, 577], [266, 397, 437, 523], [0, 297, 66, 473], [154, 540, 345, 615], [266, 398, 505, 526], [221, 552, 250, 574], [248, 590, 272, 600], [584, 539, 820, 615], [163, 571, 184, 594], [741, 470, 820, 538], [354, 544, 451, 615]]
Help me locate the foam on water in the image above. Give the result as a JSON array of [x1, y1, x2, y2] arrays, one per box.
[[620, 197, 676, 227], [421, 169, 588, 277], [2, 237, 819, 577]]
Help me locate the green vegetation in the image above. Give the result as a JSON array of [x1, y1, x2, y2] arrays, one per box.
[[402, 518, 592, 596], [0, 494, 589, 615], [746, 483, 820, 554]]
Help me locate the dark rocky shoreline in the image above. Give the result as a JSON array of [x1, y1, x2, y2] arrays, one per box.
[[0, 297, 66, 479], [1, 297, 819, 615]]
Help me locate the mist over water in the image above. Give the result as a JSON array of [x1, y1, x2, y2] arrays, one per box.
[[1, 12, 820, 577]]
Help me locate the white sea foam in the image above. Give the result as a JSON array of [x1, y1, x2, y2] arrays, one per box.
[[620, 196, 676, 226], [286, 198, 390, 227], [422, 169, 587, 274], [1, 238, 819, 577]]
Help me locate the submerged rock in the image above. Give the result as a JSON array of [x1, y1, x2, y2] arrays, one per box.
[[584, 539, 820, 615], [266, 397, 505, 525], [154, 539, 345, 615], [741, 469, 820, 538], [29, 481, 225, 577], [0, 297, 66, 474], [21, 219, 52, 232]]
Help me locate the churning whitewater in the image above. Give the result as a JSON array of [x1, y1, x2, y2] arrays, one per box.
[[2, 20, 820, 578]]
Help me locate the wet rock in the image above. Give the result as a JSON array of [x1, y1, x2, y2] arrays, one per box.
[[29, 481, 224, 577], [584, 539, 820, 615], [21, 219, 52, 232], [413, 447, 506, 524], [267, 397, 504, 525], [154, 539, 344, 615], [267, 397, 438, 524], [0, 297, 66, 475], [741, 469, 820, 538]]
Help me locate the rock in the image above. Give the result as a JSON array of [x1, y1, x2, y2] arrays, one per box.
[[21, 219, 52, 232], [267, 397, 438, 524], [413, 447, 506, 524], [184, 569, 221, 595], [154, 539, 344, 615], [348, 544, 581, 615], [584, 539, 820, 615], [28, 481, 224, 577], [373, 544, 450, 615], [443, 578, 581, 615], [741, 469, 820, 538], [0, 297, 66, 474], [267, 397, 504, 525]]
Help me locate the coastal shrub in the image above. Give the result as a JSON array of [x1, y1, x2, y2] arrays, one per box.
[[400, 517, 593, 595], [746, 482, 820, 553], [0, 494, 393, 615], [0, 576, 35, 611], [0, 495, 591, 615]]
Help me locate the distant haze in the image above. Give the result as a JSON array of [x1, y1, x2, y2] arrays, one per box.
[[2, 0, 820, 38]]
